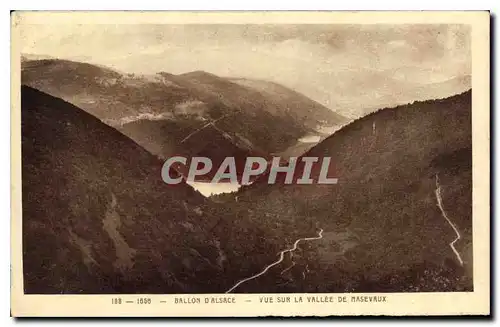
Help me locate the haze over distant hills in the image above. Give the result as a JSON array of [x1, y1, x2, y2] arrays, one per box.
[[20, 24, 471, 117], [229, 77, 346, 129], [334, 72, 471, 117]]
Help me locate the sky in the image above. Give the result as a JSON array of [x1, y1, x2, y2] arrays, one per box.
[[20, 24, 471, 118]]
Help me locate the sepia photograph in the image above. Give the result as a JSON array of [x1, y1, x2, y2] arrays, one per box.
[[10, 11, 490, 316]]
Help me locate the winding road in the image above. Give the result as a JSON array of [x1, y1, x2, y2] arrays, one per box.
[[225, 228, 324, 293], [435, 174, 464, 266]]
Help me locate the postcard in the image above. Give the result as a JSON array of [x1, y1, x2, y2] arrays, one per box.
[[10, 11, 490, 317]]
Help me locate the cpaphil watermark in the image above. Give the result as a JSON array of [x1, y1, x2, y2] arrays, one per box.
[[161, 156, 338, 185]]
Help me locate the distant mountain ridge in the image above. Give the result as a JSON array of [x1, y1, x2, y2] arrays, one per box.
[[331, 70, 472, 118], [22, 58, 347, 182]]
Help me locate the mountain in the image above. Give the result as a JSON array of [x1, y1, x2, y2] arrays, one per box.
[[329, 69, 472, 118], [177, 71, 347, 129], [21, 86, 258, 293], [21, 59, 347, 181], [157, 69, 344, 154], [228, 77, 349, 158], [228, 91, 473, 292], [19, 79, 473, 293], [413, 75, 472, 101], [230, 77, 347, 129]]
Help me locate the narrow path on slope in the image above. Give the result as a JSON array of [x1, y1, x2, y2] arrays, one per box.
[[180, 114, 230, 143], [280, 262, 295, 275], [280, 251, 295, 275], [225, 228, 324, 293], [435, 174, 464, 266]]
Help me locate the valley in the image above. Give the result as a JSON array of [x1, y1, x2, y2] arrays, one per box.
[[20, 57, 473, 294]]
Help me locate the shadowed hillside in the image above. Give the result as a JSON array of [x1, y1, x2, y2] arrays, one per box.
[[20, 58, 473, 294], [21, 86, 280, 294], [228, 91, 472, 293]]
